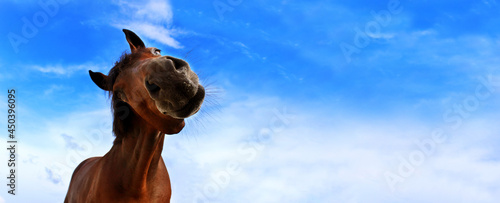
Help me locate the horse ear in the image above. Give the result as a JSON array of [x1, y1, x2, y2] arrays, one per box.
[[123, 29, 145, 52], [89, 70, 111, 91]]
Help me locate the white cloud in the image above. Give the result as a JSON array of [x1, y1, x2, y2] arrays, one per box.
[[366, 32, 395, 39], [112, 0, 183, 49], [5, 92, 500, 202], [483, 0, 498, 7], [0, 136, 99, 202], [30, 63, 107, 76], [33, 65, 71, 75], [0, 99, 116, 201], [114, 22, 183, 49], [162, 96, 500, 203], [115, 0, 173, 23], [43, 84, 65, 96]]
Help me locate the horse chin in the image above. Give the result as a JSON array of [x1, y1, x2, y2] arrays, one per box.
[[161, 119, 185, 134], [153, 113, 185, 134]]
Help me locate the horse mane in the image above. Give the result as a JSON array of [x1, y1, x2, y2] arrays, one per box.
[[106, 49, 148, 144]]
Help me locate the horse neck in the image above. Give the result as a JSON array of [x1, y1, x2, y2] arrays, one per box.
[[107, 113, 166, 192]]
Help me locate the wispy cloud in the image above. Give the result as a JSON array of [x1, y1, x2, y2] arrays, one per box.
[[111, 0, 183, 48], [30, 63, 106, 76], [3, 86, 500, 203], [43, 85, 65, 96], [61, 134, 84, 150], [164, 97, 500, 202], [115, 22, 183, 48], [0, 102, 115, 202], [45, 167, 63, 185], [33, 65, 75, 75]]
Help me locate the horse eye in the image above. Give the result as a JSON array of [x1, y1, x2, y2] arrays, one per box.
[[154, 49, 161, 55]]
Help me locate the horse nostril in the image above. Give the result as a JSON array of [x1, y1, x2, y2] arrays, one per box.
[[145, 80, 161, 94], [168, 57, 187, 71]]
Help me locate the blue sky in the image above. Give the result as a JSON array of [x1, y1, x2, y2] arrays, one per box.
[[1, 0, 500, 202]]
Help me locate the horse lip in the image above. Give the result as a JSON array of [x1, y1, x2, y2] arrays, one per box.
[[172, 85, 205, 118]]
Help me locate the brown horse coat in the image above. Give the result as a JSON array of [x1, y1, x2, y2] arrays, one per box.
[[64, 29, 204, 203]]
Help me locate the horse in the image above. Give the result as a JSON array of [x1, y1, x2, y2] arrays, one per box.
[[64, 29, 205, 202]]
